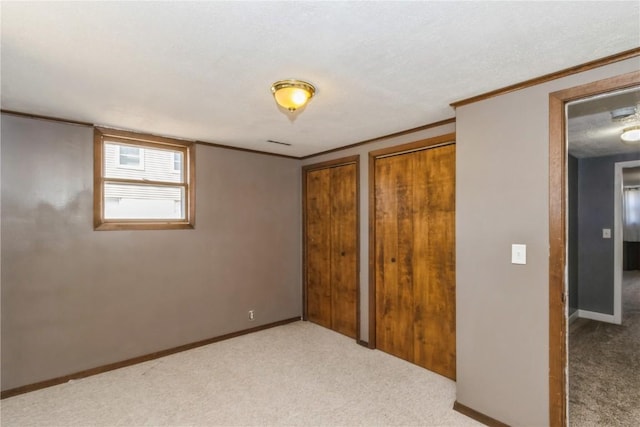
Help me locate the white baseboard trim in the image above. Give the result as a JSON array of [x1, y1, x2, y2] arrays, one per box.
[[578, 309, 618, 324], [568, 310, 580, 324]]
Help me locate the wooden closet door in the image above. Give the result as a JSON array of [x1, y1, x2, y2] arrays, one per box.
[[374, 143, 456, 380], [412, 145, 456, 379], [330, 164, 358, 337], [305, 168, 332, 329], [304, 160, 358, 339], [375, 154, 415, 361]]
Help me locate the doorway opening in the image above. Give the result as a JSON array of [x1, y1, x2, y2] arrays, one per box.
[[565, 87, 640, 425], [549, 70, 640, 426], [614, 161, 640, 323]]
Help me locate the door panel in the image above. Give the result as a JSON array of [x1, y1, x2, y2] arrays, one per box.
[[306, 168, 332, 328], [375, 154, 414, 361], [413, 146, 456, 379], [330, 164, 357, 338], [412, 149, 432, 370]]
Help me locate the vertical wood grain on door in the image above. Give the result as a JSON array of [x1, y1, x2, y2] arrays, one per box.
[[374, 143, 456, 379], [330, 164, 358, 337], [375, 154, 414, 361], [304, 161, 357, 338], [306, 168, 332, 328]]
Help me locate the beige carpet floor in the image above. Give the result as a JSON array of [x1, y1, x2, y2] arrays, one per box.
[[0, 321, 481, 427], [569, 270, 640, 426]]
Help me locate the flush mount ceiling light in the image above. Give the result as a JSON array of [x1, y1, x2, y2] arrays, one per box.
[[621, 125, 640, 144], [271, 79, 316, 113]]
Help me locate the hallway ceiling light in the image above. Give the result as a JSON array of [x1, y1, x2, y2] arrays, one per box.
[[621, 125, 640, 144], [271, 79, 316, 113]]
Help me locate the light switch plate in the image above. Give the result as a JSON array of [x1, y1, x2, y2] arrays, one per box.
[[603, 228, 611, 239], [512, 244, 526, 265]]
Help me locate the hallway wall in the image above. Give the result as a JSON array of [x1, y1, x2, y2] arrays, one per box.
[[577, 152, 640, 315]]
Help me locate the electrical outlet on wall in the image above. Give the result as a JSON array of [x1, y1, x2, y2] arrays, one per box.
[[248, 310, 255, 321]]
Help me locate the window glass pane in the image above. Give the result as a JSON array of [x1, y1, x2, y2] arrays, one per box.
[[103, 183, 185, 220], [119, 146, 141, 166], [173, 152, 182, 174], [105, 143, 183, 183]]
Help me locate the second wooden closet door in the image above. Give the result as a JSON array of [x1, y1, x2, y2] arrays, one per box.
[[305, 162, 357, 338], [374, 143, 456, 379]]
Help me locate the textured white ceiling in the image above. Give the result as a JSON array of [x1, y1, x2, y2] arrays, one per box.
[[568, 87, 640, 158], [2, 1, 639, 157]]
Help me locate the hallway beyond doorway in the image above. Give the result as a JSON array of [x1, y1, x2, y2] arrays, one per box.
[[569, 270, 640, 426]]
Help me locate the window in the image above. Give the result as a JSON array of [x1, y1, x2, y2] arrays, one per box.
[[94, 127, 195, 230], [117, 145, 144, 169], [172, 152, 181, 173], [623, 187, 640, 241]]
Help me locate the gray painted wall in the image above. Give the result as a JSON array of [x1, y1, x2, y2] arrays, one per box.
[[569, 154, 579, 315], [577, 152, 640, 315], [455, 58, 639, 426], [1, 114, 302, 391]]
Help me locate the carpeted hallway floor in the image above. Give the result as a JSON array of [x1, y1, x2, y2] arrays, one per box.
[[0, 321, 481, 427], [569, 270, 640, 426]]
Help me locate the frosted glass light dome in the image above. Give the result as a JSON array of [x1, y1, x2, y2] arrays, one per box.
[[621, 125, 640, 144], [271, 80, 316, 112]]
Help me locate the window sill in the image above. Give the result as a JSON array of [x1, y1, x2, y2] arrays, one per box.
[[94, 221, 195, 231]]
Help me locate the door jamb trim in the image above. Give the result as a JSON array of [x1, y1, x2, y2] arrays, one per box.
[[548, 70, 640, 427]]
